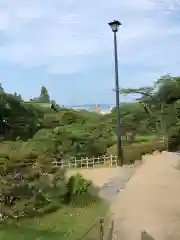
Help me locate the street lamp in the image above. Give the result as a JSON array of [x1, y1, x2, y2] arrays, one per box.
[[108, 20, 123, 166]]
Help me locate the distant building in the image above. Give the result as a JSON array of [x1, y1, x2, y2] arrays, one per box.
[[92, 104, 101, 113], [100, 106, 113, 115]]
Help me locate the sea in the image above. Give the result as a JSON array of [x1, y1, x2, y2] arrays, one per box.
[[64, 104, 116, 112]]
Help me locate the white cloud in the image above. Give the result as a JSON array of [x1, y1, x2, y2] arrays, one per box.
[[0, 0, 180, 76], [151, 0, 180, 13], [0, 10, 10, 30]]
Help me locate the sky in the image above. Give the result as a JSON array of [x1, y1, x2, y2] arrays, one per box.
[[0, 0, 180, 106]]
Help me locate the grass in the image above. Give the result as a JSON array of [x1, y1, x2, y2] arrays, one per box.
[[0, 200, 109, 240], [134, 135, 157, 142], [0, 141, 22, 156]]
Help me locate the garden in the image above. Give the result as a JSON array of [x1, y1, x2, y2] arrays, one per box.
[[1, 74, 180, 239]]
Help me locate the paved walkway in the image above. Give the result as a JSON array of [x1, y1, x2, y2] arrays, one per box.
[[111, 152, 180, 240]]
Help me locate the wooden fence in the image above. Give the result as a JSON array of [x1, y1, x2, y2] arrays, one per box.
[[52, 155, 118, 169], [3, 155, 118, 169], [75, 217, 114, 240]]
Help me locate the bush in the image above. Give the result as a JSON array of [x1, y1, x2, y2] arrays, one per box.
[[108, 140, 166, 164], [0, 141, 23, 158], [65, 173, 99, 206], [0, 152, 68, 221]]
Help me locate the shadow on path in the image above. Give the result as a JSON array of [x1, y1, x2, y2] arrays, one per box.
[[99, 166, 137, 202], [141, 231, 155, 240]]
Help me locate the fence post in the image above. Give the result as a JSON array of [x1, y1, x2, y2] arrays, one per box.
[[86, 157, 89, 168], [92, 156, 94, 168], [74, 157, 77, 168], [110, 155, 113, 167], [104, 156, 106, 165], [67, 159, 70, 168], [100, 218, 104, 240], [81, 157, 83, 168], [97, 156, 100, 164], [115, 156, 118, 167], [61, 159, 64, 168]]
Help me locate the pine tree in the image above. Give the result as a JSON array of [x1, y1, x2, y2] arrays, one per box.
[[13, 92, 23, 101], [39, 86, 50, 103]]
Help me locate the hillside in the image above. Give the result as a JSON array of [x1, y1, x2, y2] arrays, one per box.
[[1, 74, 180, 238]]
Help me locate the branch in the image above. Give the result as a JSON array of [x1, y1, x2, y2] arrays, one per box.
[[120, 87, 154, 98]]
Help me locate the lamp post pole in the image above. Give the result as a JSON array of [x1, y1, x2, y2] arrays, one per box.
[[108, 20, 123, 166]]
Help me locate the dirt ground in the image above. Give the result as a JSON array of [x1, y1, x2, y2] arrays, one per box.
[[67, 167, 121, 187], [111, 152, 180, 240], [67, 152, 180, 239]]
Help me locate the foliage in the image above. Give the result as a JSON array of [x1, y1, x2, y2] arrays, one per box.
[[66, 173, 99, 205], [0, 90, 115, 158], [0, 151, 67, 220], [108, 140, 166, 164], [39, 86, 50, 103], [120, 74, 180, 143], [167, 125, 180, 151], [0, 91, 44, 141], [0, 200, 108, 240], [1, 74, 180, 225], [1, 75, 180, 161], [0, 87, 105, 221], [30, 86, 50, 104], [0, 83, 4, 91]]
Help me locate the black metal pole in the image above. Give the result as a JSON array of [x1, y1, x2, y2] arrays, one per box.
[[113, 31, 123, 166]]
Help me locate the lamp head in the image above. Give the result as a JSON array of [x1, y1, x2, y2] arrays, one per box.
[[108, 20, 121, 32]]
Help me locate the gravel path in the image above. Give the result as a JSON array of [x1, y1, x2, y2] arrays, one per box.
[[111, 152, 180, 240]]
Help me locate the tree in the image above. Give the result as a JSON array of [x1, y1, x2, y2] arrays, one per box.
[[38, 86, 50, 103], [51, 100, 60, 111], [0, 84, 115, 221], [13, 92, 23, 101], [104, 102, 148, 142], [120, 74, 180, 145], [0, 83, 4, 91], [0, 91, 44, 140]]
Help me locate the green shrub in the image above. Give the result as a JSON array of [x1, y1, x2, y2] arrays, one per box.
[[65, 174, 99, 206], [108, 140, 166, 164], [0, 141, 23, 158], [0, 152, 68, 221]]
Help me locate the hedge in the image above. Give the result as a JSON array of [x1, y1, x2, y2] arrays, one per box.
[[108, 140, 166, 164]]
